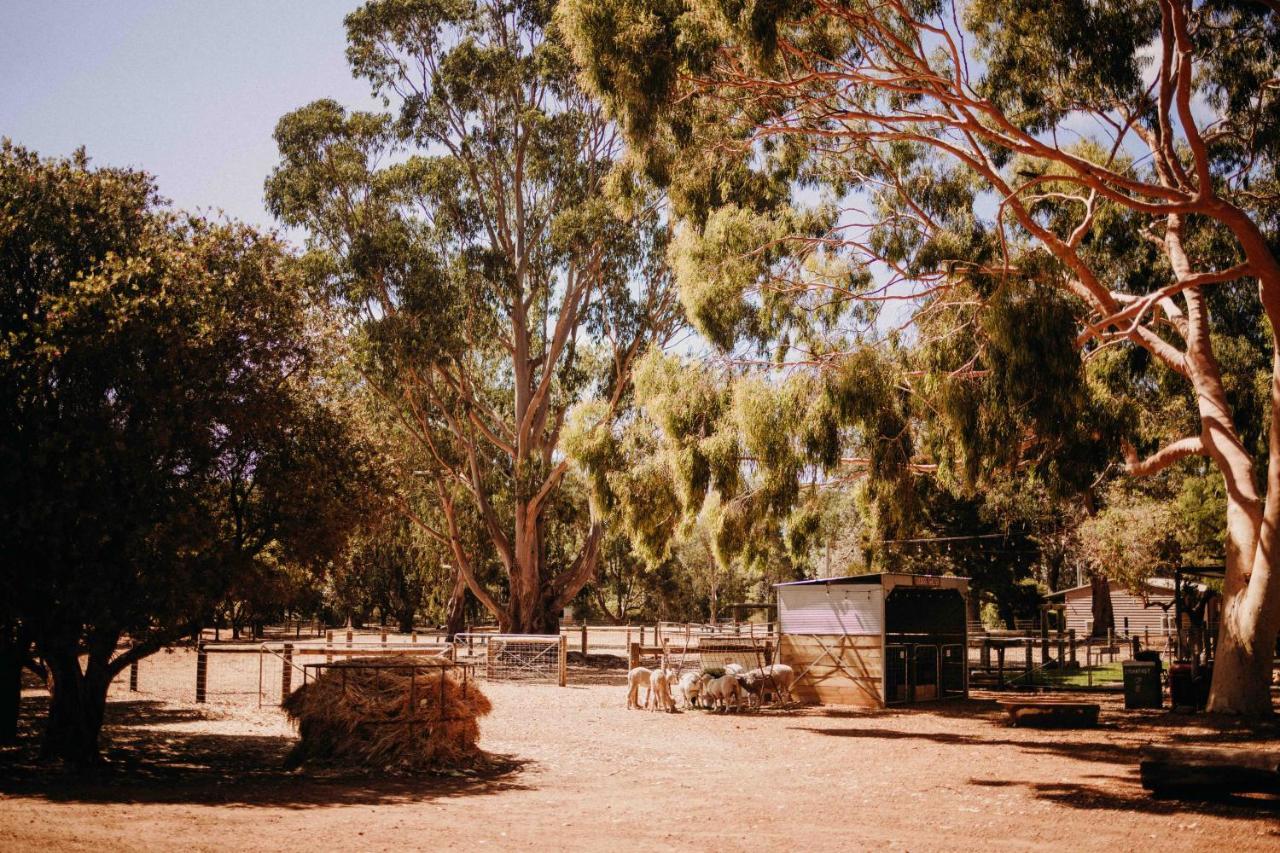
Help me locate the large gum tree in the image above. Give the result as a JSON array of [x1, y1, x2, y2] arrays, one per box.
[[268, 0, 678, 633], [563, 0, 1280, 712]]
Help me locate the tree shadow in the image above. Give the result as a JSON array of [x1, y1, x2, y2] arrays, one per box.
[[0, 696, 529, 808], [974, 777, 1280, 820]]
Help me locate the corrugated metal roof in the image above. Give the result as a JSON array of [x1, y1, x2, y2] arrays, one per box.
[[779, 583, 884, 635]]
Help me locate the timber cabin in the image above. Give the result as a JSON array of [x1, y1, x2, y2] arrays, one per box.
[[775, 573, 969, 708]]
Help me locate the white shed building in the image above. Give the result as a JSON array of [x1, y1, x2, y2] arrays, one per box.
[[775, 573, 969, 707]]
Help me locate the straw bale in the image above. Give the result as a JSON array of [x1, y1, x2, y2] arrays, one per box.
[[282, 655, 491, 771]]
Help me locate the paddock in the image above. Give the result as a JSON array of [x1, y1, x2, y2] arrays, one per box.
[[4, 650, 1277, 853]]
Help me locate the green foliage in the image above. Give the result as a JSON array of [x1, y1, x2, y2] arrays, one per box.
[[1, 142, 378, 759]]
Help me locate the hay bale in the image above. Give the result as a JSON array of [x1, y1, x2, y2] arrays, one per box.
[[282, 655, 491, 771]]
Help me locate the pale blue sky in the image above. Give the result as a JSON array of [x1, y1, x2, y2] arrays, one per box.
[[1, 1, 375, 230]]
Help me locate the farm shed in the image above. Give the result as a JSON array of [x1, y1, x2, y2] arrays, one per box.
[[775, 573, 969, 708], [1046, 578, 1179, 639]]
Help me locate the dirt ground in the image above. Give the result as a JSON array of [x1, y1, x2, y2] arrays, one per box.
[[1, 650, 1278, 852]]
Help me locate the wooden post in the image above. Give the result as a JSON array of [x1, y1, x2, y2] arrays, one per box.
[[580, 622, 588, 658], [412, 630, 418, 644], [1107, 628, 1114, 662], [1024, 639, 1033, 681], [129, 660, 139, 692], [629, 641, 640, 670], [640, 625, 646, 646], [996, 645, 1005, 687], [281, 643, 293, 705], [981, 637, 991, 670], [662, 637, 670, 671], [1068, 629, 1077, 665], [467, 624, 474, 652], [346, 628, 354, 648], [195, 644, 207, 703], [380, 629, 387, 644], [558, 635, 568, 687], [325, 629, 333, 664], [1057, 631, 1066, 668], [626, 627, 632, 652], [1040, 610, 1050, 664]]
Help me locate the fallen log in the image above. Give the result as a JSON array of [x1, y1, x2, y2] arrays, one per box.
[[997, 699, 1099, 728], [1140, 744, 1280, 795]]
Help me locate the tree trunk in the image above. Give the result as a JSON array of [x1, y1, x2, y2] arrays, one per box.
[[1207, 488, 1280, 714], [0, 644, 21, 745], [40, 647, 112, 765], [445, 570, 467, 641], [396, 607, 415, 635], [1090, 576, 1114, 639]]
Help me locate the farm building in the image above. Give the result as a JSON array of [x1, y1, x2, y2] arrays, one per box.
[[775, 573, 969, 708], [1045, 578, 1178, 639]]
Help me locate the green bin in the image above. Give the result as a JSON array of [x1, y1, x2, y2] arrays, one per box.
[[1122, 660, 1162, 709]]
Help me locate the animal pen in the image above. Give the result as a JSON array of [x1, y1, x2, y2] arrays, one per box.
[[775, 574, 969, 707]]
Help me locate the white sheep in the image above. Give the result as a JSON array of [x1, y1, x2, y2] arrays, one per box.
[[740, 663, 796, 707], [723, 662, 745, 676], [649, 667, 676, 712], [702, 673, 744, 712], [674, 671, 704, 709], [626, 666, 652, 710]]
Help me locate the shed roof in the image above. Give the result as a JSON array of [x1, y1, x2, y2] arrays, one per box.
[[776, 572, 969, 593]]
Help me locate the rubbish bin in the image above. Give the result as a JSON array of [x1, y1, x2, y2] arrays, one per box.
[[1168, 663, 1202, 710], [1122, 660, 1162, 709]]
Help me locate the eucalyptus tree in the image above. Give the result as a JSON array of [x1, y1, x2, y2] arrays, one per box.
[[562, 0, 1280, 712], [0, 142, 376, 763], [268, 0, 679, 633]]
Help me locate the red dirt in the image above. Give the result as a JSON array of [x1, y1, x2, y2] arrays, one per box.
[[1, 648, 1277, 852]]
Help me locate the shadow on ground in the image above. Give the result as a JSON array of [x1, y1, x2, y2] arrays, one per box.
[[0, 696, 528, 808], [785, 693, 1280, 825]]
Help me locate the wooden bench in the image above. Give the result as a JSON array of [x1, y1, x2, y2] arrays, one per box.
[[997, 699, 1100, 728], [1140, 745, 1280, 796]]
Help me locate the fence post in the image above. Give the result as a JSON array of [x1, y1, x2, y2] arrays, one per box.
[[380, 629, 387, 644], [1057, 631, 1066, 668], [281, 643, 293, 705], [1068, 629, 1077, 665], [467, 624, 474, 652], [129, 659, 139, 692], [662, 637, 670, 671], [580, 622, 588, 658], [325, 630, 333, 664], [195, 644, 207, 703], [640, 625, 646, 646], [412, 630, 418, 644], [981, 637, 991, 670], [1024, 639, 1033, 681], [558, 635, 568, 687], [996, 645, 1005, 687], [629, 641, 640, 670], [346, 628, 354, 649], [1106, 628, 1114, 662], [626, 627, 632, 652]]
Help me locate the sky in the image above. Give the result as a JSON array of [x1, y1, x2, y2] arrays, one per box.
[[1, 0, 376, 231]]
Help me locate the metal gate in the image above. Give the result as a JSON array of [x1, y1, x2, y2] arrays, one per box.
[[941, 643, 966, 696], [885, 644, 909, 704], [913, 645, 939, 701]]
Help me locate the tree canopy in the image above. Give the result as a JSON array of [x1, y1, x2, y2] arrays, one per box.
[[561, 0, 1280, 712], [267, 0, 681, 633], [0, 141, 378, 762]]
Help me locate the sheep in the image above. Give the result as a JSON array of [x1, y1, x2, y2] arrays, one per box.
[[723, 662, 745, 677], [649, 667, 676, 712], [701, 673, 744, 712], [626, 666, 652, 710], [674, 671, 704, 709], [739, 663, 796, 708]]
